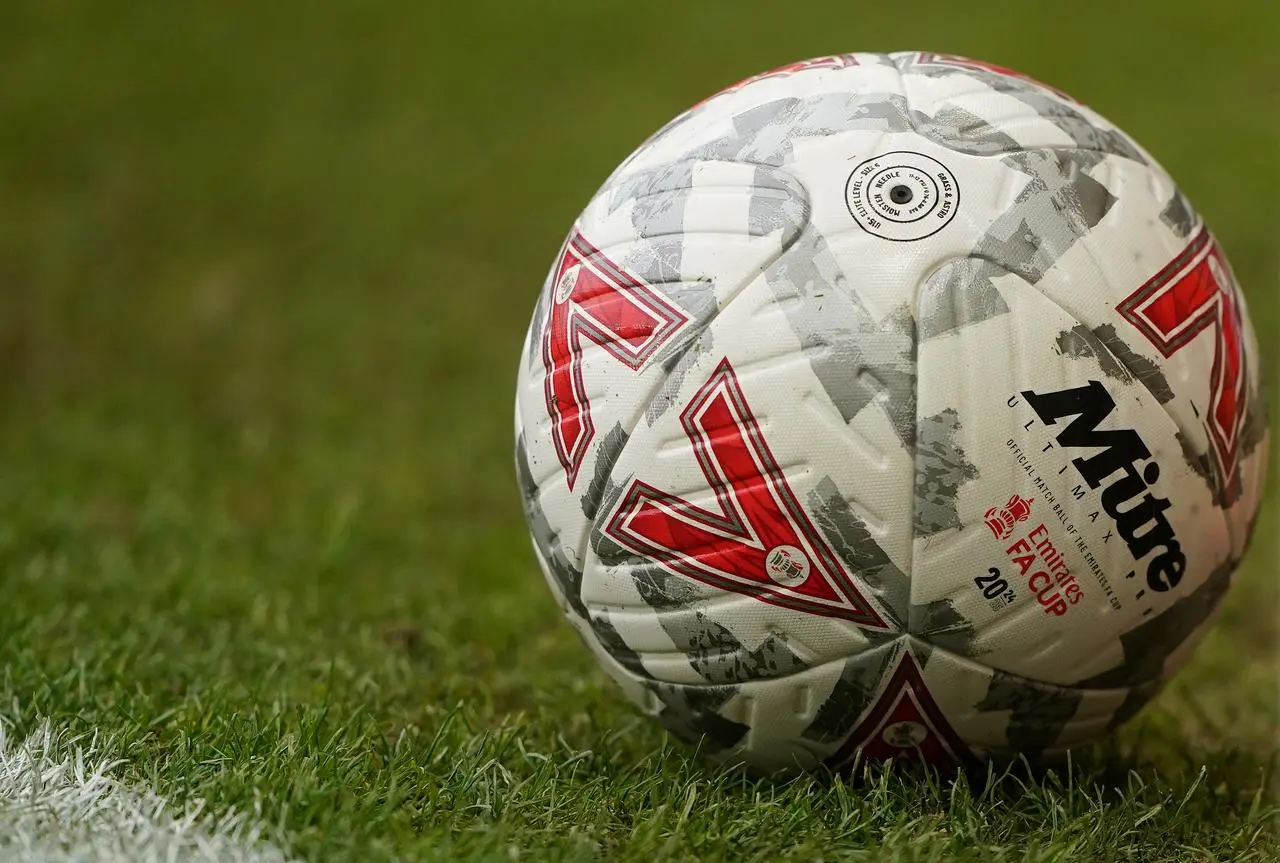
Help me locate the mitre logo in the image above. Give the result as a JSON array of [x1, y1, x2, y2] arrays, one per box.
[[1021, 380, 1186, 593]]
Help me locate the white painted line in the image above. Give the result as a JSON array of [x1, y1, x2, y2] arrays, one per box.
[[0, 719, 297, 863]]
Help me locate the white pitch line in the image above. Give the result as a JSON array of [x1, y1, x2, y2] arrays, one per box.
[[0, 719, 297, 863]]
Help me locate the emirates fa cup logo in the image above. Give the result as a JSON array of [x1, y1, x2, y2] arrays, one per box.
[[984, 494, 1034, 540]]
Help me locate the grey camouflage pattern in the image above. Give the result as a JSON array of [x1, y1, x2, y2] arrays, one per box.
[[633, 568, 811, 684], [646, 327, 716, 426], [581, 424, 629, 520], [591, 611, 653, 680], [1090, 324, 1176, 404], [899, 54, 1147, 163], [764, 231, 917, 448], [517, 434, 586, 618], [623, 162, 809, 424], [973, 150, 1115, 286], [807, 478, 980, 656], [1055, 323, 1179, 406], [1159, 190, 1197, 239], [801, 643, 899, 744], [915, 409, 981, 537], [976, 671, 1084, 757], [670, 90, 1056, 169], [918, 258, 1012, 342], [807, 477, 908, 629], [610, 159, 698, 240], [1076, 557, 1236, 689], [648, 684, 750, 753]]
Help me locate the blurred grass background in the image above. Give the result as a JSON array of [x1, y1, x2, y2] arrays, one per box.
[[0, 1, 1275, 860]]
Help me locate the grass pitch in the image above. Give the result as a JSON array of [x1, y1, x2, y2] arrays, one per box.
[[0, 1, 1276, 860]]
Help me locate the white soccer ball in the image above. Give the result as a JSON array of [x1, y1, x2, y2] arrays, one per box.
[[513, 52, 1268, 773]]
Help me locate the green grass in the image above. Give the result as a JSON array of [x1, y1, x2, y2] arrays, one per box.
[[0, 1, 1277, 860]]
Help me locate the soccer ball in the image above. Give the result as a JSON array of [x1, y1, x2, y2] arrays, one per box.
[[513, 52, 1268, 773]]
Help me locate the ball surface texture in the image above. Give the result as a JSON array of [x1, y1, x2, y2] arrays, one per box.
[[513, 52, 1268, 773]]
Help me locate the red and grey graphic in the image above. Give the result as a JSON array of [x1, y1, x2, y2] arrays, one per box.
[[605, 359, 887, 628], [1118, 226, 1249, 486], [826, 650, 973, 769], [541, 231, 689, 490]]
